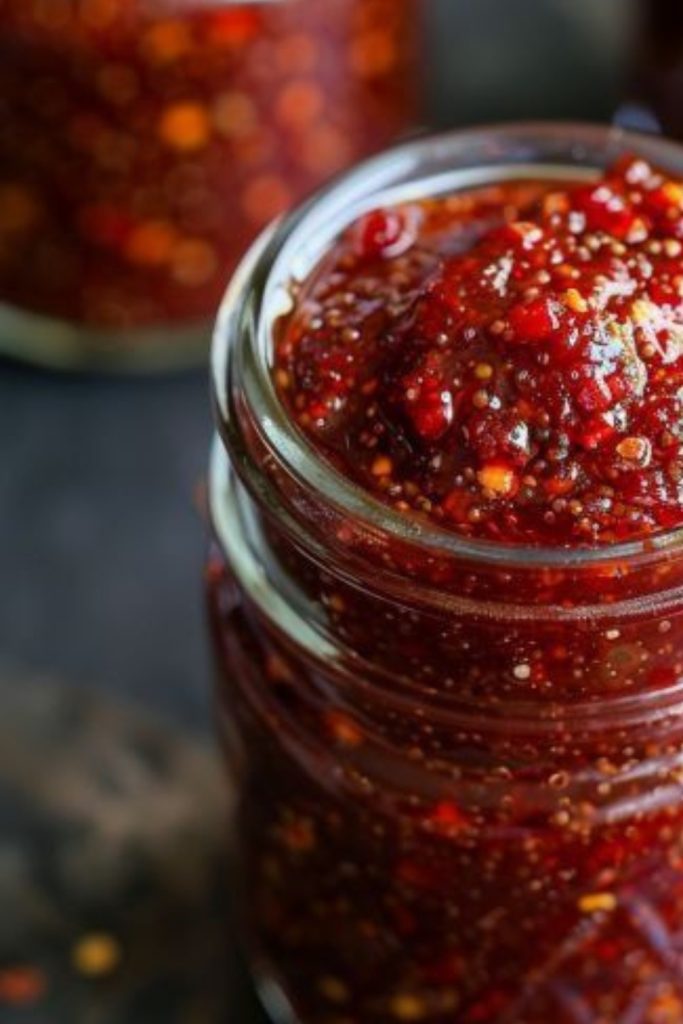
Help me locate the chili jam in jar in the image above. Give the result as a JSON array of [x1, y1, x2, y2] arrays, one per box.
[[0, 0, 418, 368], [208, 124, 683, 1022]]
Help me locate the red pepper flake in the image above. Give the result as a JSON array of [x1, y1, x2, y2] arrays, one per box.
[[404, 374, 455, 442], [574, 184, 637, 239], [279, 816, 316, 853], [205, 9, 262, 46], [427, 799, 469, 835], [578, 892, 617, 913], [577, 414, 616, 451], [442, 488, 473, 523], [616, 435, 652, 466], [563, 287, 588, 313], [0, 966, 46, 1006], [355, 208, 417, 261], [371, 455, 394, 477], [158, 102, 211, 152], [477, 463, 518, 497], [576, 375, 613, 414], [508, 297, 559, 341], [324, 710, 364, 747]]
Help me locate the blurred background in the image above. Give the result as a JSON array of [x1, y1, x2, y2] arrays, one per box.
[[0, 0, 676, 1019]]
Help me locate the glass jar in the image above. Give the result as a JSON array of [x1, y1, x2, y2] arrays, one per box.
[[207, 124, 683, 1023], [0, 0, 419, 370]]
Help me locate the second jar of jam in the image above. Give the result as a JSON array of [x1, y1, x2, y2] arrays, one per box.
[[207, 124, 683, 1022], [0, 0, 419, 369]]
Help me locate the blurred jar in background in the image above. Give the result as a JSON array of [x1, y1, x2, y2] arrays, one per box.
[[0, 0, 420, 368], [633, 0, 683, 139]]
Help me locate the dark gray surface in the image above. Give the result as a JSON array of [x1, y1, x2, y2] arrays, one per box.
[[0, 364, 212, 730], [428, 0, 634, 129]]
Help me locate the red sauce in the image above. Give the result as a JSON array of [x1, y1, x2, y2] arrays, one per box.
[[276, 157, 683, 545], [207, 150, 683, 1024], [0, 0, 416, 331]]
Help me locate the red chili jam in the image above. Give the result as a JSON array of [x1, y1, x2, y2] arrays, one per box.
[[0, 0, 417, 334], [275, 158, 683, 546], [208, 140, 683, 1024]]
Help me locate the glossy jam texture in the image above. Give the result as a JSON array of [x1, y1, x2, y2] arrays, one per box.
[[208, 528, 683, 1024], [275, 157, 683, 544], [212, 154, 683, 1022], [0, 0, 416, 330]]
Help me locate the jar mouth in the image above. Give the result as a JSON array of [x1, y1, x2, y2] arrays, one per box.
[[212, 120, 683, 572]]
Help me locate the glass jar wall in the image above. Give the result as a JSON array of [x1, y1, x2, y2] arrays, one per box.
[[0, 0, 419, 369], [207, 124, 683, 1023]]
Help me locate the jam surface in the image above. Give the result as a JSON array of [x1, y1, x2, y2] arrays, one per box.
[[0, 0, 415, 331], [275, 157, 683, 544]]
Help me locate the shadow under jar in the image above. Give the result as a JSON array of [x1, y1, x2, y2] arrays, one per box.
[[0, 0, 418, 370], [207, 124, 683, 1023]]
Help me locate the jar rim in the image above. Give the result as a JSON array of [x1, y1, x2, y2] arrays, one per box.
[[211, 120, 683, 572]]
